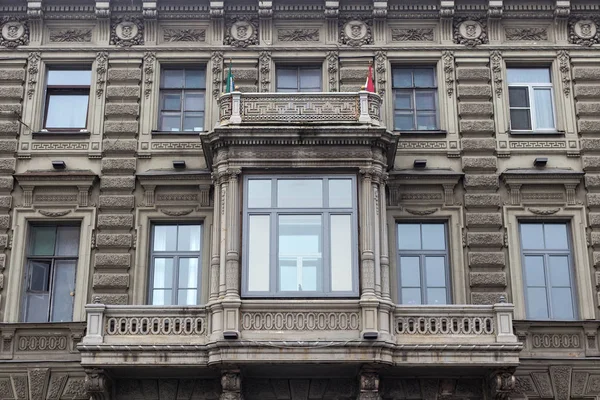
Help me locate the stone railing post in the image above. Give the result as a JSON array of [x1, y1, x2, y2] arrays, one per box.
[[493, 302, 517, 343], [83, 302, 106, 345], [358, 91, 372, 124], [230, 91, 242, 124]]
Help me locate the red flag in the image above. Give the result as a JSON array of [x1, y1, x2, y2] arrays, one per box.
[[365, 62, 375, 93]]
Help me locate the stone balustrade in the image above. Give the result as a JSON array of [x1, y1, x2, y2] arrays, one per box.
[[217, 91, 382, 126]]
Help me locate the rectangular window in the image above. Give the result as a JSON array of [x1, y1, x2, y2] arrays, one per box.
[[23, 225, 80, 322], [397, 223, 450, 305], [149, 224, 203, 305], [392, 67, 438, 131], [44, 68, 91, 131], [158, 68, 206, 132], [507, 67, 556, 132], [244, 176, 358, 297], [519, 222, 576, 320], [276, 66, 322, 92]]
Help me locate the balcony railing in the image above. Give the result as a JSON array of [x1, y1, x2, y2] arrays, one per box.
[[217, 91, 382, 126]]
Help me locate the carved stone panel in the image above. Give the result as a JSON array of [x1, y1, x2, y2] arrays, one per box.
[[0, 17, 29, 48], [110, 17, 144, 47], [454, 17, 488, 47], [49, 29, 92, 43], [339, 18, 372, 46], [225, 17, 258, 47], [391, 28, 434, 42], [504, 27, 548, 41], [569, 17, 600, 46], [277, 28, 320, 42], [163, 28, 206, 42]]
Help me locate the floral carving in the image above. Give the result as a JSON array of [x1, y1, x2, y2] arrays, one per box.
[[95, 52, 108, 98], [277, 29, 319, 42], [327, 51, 339, 92], [160, 208, 194, 216], [442, 51, 455, 97], [27, 52, 41, 100], [211, 51, 224, 99], [143, 52, 156, 99], [49, 29, 92, 42], [391, 28, 434, 41], [0, 17, 29, 48], [339, 18, 372, 47], [557, 50, 571, 97], [110, 16, 144, 47], [38, 209, 72, 217], [569, 17, 600, 46], [454, 17, 488, 47], [224, 17, 258, 48], [405, 207, 438, 215], [259, 51, 271, 92], [375, 51, 387, 97], [490, 50, 503, 98], [163, 28, 206, 42], [505, 27, 548, 41], [527, 207, 560, 215]]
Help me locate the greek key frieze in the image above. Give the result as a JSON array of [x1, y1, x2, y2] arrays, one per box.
[[241, 312, 360, 331], [31, 142, 89, 151], [398, 140, 447, 149], [509, 141, 566, 149], [151, 142, 203, 150], [240, 96, 358, 122]]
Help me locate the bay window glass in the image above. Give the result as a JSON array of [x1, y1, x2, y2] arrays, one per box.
[[276, 66, 322, 92], [507, 67, 556, 132]]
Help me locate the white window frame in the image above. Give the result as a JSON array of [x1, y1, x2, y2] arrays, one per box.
[[507, 68, 557, 133]]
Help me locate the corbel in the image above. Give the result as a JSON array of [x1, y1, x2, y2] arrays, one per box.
[[439, 0, 455, 19], [84, 369, 113, 400], [27, 1, 43, 19], [0, 327, 15, 359], [95, 1, 111, 18], [210, 1, 224, 19], [507, 183, 521, 205], [488, 368, 516, 400], [555, 0, 570, 19], [488, 0, 503, 19], [22, 186, 33, 208], [564, 183, 577, 205], [142, 1, 157, 19], [142, 185, 156, 207], [199, 184, 211, 207], [325, 1, 339, 18], [373, 0, 388, 19], [442, 183, 456, 205], [78, 185, 91, 207], [258, 1, 273, 45]]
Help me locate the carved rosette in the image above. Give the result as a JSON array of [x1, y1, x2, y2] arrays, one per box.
[[490, 50, 503, 98], [557, 50, 571, 97], [95, 52, 108, 98], [339, 17, 372, 47], [442, 51, 455, 97], [258, 51, 271, 92], [327, 51, 339, 92], [454, 16, 488, 47], [110, 16, 144, 47], [0, 17, 29, 48], [211, 51, 224, 99], [569, 17, 600, 46], [27, 52, 41, 100], [224, 16, 258, 48]]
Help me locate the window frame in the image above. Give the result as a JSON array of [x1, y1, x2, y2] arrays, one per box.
[[507, 67, 557, 133], [21, 224, 80, 323], [275, 65, 323, 92], [391, 66, 440, 132], [396, 222, 451, 305], [157, 67, 206, 133], [242, 175, 359, 298], [42, 67, 91, 132], [148, 222, 203, 306], [518, 221, 578, 320]]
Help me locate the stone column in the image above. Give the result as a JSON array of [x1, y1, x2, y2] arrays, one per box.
[[220, 369, 242, 400], [219, 176, 228, 297], [209, 173, 222, 302], [358, 369, 381, 400], [223, 168, 242, 338], [85, 369, 112, 400], [378, 173, 391, 301]]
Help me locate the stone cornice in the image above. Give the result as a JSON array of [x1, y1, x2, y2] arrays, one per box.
[[14, 170, 98, 187], [501, 168, 583, 186]]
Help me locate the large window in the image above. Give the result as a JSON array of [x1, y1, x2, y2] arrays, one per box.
[[23, 225, 80, 322], [43, 68, 91, 131], [392, 67, 438, 131], [149, 224, 203, 305], [276, 66, 322, 92], [158, 68, 206, 132], [397, 223, 450, 305], [243, 176, 358, 297], [519, 222, 576, 320], [508, 67, 556, 132]]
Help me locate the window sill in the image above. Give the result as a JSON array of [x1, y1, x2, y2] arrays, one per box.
[[509, 130, 565, 136], [395, 129, 447, 136], [32, 130, 91, 138], [151, 131, 204, 137]]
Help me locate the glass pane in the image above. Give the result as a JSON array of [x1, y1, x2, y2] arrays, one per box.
[[48, 70, 91, 86], [183, 113, 204, 131], [153, 225, 177, 251], [153, 258, 174, 289], [248, 180, 272, 208], [184, 93, 204, 111], [394, 91, 413, 110], [31, 226, 56, 256], [55, 226, 80, 256], [416, 113, 438, 130], [524, 256, 546, 287], [277, 179, 323, 208], [520, 224, 544, 249], [178, 258, 199, 288], [415, 90, 436, 110], [328, 179, 352, 208], [398, 224, 421, 250], [278, 215, 322, 292], [330, 215, 353, 291], [534, 88, 555, 129], [185, 69, 205, 89], [392, 69, 412, 88], [152, 289, 172, 306], [280, 259, 297, 291], [28, 261, 50, 291], [50, 260, 76, 322], [25, 293, 50, 322], [549, 256, 571, 287], [178, 225, 201, 251], [299, 68, 321, 91], [248, 215, 270, 291], [46, 95, 89, 128], [277, 69, 298, 90], [507, 68, 551, 84], [426, 288, 447, 305], [508, 87, 530, 107], [162, 93, 182, 111], [544, 224, 568, 250], [177, 289, 198, 305], [425, 257, 446, 287], [527, 287, 549, 319], [162, 70, 184, 88], [413, 68, 435, 87], [422, 224, 445, 250], [394, 113, 415, 130], [510, 109, 532, 130], [159, 113, 181, 131], [402, 288, 421, 305], [551, 287, 574, 319], [400, 256, 420, 287]]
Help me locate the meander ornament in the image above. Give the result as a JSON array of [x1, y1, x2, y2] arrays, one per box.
[[340, 19, 372, 47], [110, 17, 144, 47], [0, 18, 29, 48]]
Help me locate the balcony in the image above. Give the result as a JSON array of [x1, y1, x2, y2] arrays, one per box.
[[217, 91, 382, 126]]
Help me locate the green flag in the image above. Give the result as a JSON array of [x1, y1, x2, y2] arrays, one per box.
[[225, 60, 234, 93]]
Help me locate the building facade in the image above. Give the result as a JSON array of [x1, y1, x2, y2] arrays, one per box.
[[0, 0, 599, 398]]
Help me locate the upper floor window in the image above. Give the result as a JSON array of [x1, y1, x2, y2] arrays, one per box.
[[392, 67, 438, 131], [158, 68, 206, 132], [397, 222, 450, 305], [149, 224, 203, 305], [508, 67, 556, 132], [23, 225, 80, 322], [44, 68, 91, 131], [519, 222, 576, 320], [276, 66, 322, 92], [243, 176, 358, 297]]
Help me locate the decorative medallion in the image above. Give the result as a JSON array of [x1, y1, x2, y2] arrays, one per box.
[[110, 17, 144, 47], [454, 17, 488, 47], [569, 18, 600, 46], [339, 18, 372, 47], [225, 17, 258, 48], [0, 17, 29, 48]]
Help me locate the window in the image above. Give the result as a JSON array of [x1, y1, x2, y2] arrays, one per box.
[[158, 68, 206, 132], [392, 67, 438, 131], [276, 66, 322, 92], [508, 68, 556, 132], [397, 223, 450, 305], [23, 225, 80, 322], [149, 224, 202, 305], [243, 176, 358, 297], [43, 68, 91, 130], [519, 222, 576, 320]]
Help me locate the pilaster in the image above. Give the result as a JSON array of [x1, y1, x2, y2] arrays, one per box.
[[223, 168, 242, 338]]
